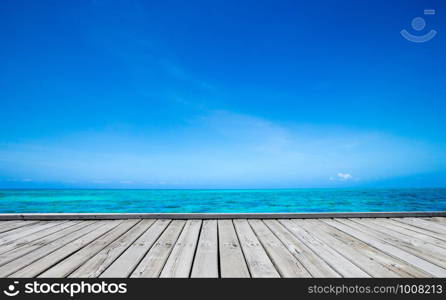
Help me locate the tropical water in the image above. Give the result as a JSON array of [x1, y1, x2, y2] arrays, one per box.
[[0, 188, 445, 213]]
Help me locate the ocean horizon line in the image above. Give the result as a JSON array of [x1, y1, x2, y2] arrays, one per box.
[[1, 186, 446, 191]]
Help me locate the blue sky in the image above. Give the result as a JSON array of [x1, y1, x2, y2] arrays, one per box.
[[1, 0, 446, 188]]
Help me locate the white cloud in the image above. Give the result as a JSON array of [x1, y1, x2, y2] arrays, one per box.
[[337, 173, 353, 180], [330, 173, 355, 181]]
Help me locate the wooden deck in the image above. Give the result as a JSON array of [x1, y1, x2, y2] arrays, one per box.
[[0, 217, 445, 278]]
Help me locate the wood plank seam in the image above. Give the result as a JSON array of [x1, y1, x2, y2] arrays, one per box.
[[1, 217, 445, 278], [69, 219, 156, 278], [100, 219, 172, 278], [52, 220, 143, 278], [260, 219, 315, 277], [187, 220, 204, 278], [231, 219, 252, 278], [325, 218, 446, 277]]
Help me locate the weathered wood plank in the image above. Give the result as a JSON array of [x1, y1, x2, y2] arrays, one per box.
[[383, 218, 446, 243], [296, 219, 399, 277], [263, 219, 340, 277], [218, 220, 250, 278], [413, 218, 446, 230], [69, 219, 155, 278], [0, 221, 93, 268], [131, 220, 186, 278], [428, 217, 446, 224], [326, 219, 446, 277], [0, 221, 44, 240], [280, 219, 369, 277], [39, 220, 140, 277], [393, 218, 446, 236], [0, 221, 67, 245], [0, 221, 38, 234], [233, 219, 279, 278], [100, 219, 170, 278], [0, 221, 99, 277], [0, 221, 21, 233], [366, 218, 446, 249], [348, 219, 446, 269], [0, 221, 81, 255], [249, 220, 310, 277], [191, 220, 218, 278], [160, 220, 202, 278], [11, 221, 122, 277], [0, 217, 443, 278], [304, 219, 429, 277]]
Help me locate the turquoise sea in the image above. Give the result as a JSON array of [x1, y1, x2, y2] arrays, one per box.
[[0, 188, 445, 213]]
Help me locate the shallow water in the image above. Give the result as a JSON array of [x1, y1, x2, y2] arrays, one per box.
[[1, 188, 445, 213]]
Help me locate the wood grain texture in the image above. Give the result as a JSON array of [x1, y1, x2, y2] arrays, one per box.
[[0, 216, 444, 278], [100, 219, 170, 278], [11, 221, 122, 277], [249, 219, 310, 277], [218, 220, 250, 278], [304, 219, 429, 277], [191, 220, 218, 278], [131, 220, 186, 278], [39, 220, 140, 277], [280, 219, 370, 278], [325, 219, 446, 277], [233, 219, 279, 278], [160, 220, 202, 278], [263, 219, 340, 277], [69, 219, 155, 278]]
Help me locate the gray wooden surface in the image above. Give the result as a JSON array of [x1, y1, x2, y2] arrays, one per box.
[[0, 217, 445, 278]]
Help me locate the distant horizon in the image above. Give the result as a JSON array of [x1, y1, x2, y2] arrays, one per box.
[[1, 0, 446, 189], [1, 186, 446, 191], [1, 188, 445, 213]]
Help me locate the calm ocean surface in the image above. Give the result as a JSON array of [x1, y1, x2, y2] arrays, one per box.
[[0, 188, 445, 213]]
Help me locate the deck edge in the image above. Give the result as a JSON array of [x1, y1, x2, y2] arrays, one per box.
[[0, 211, 445, 220]]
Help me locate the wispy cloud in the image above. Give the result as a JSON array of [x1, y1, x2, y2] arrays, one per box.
[[330, 173, 355, 181], [337, 173, 353, 180], [0, 110, 445, 188], [159, 60, 214, 91]]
